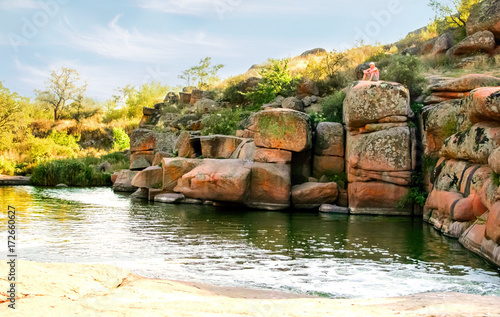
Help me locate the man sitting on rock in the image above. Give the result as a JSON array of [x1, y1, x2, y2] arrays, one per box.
[[363, 62, 379, 81]]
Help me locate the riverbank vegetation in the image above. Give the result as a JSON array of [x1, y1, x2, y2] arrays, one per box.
[[30, 152, 129, 187]]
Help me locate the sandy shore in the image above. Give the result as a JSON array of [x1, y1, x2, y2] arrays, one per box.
[[1, 260, 499, 316]]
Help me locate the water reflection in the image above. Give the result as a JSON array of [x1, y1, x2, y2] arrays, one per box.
[[0, 186, 498, 298]]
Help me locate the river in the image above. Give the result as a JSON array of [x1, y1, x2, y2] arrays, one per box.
[[0, 186, 499, 298]]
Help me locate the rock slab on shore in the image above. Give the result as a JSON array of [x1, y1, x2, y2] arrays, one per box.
[[1, 261, 499, 317]]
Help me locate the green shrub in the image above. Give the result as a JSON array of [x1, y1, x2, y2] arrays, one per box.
[[492, 172, 500, 187], [384, 55, 426, 98], [365, 50, 389, 63], [201, 108, 250, 136], [31, 157, 113, 187], [245, 59, 300, 106], [410, 102, 424, 115], [222, 82, 245, 105], [0, 156, 16, 175], [321, 91, 345, 123], [48, 130, 80, 152], [79, 152, 130, 171], [21, 135, 78, 163], [397, 172, 428, 208], [112, 127, 130, 151], [323, 172, 348, 189], [309, 112, 327, 126], [319, 72, 351, 94], [451, 26, 467, 45], [422, 155, 439, 173], [397, 187, 428, 208], [31, 153, 124, 187]]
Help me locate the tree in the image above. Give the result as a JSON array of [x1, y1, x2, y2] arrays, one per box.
[[0, 82, 22, 131], [117, 82, 171, 119], [245, 58, 300, 106], [178, 68, 196, 87], [305, 50, 347, 82], [35, 67, 87, 121], [429, 0, 482, 29], [69, 95, 100, 122], [178, 57, 225, 89]]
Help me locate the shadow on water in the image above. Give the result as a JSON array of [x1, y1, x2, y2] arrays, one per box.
[[128, 200, 493, 270]]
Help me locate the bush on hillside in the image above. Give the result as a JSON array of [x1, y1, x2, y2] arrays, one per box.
[[245, 59, 300, 106], [48, 130, 80, 152], [222, 82, 245, 104], [0, 156, 17, 175], [19, 135, 78, 163], [321, 91, 346, 123], [112, 127, 130, 151], [201, 107, 251, 136], [309, 112, 327, 126], [383, 55, 426, 98]]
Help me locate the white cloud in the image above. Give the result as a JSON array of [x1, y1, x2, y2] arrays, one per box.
[[0, 0, 38, 10], [13, 56, 142, 100], [56, 15, 235, 63], [134, 0, 319, 17], [13, 57, 49, 90], [135, 0, 219, 16]]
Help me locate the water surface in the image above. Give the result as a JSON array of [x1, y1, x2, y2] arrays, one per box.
[[0, 186, 499, 298]]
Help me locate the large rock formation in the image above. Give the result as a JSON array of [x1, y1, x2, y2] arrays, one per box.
[[282, 97, 305, 112], [291, 182, 338, 209], [343, 81, 412, 129], [162, 158, 203, 192], [112, 170, 138, 192], [254, 148, 292, 164], [344, 81, 414, 215], [462, 87, 500, 123], [314, 122, 344, 156], [174, 159, 252, 203], [349, 182, 410, 215], [254, 108, 312, 152], [129, 128, 176, 171], [138, 107, 161, 129], [131, 166, 163, 189], [246, 163, 291, 210], [130, 151, 154, 170], [428, 74, 500, 93], [347, 127, 412, 172], [466, 0, 500, 40], [441, 122, 500, 164], [446, 30, 496, 57], [297, 78, 319, 98], [313, 122, 345, 179], [176, 131, 201, 158], [421, 100, 462, 156], [423, 78, 500, 267], [200, 135, 246, 159], [430, 33, 453, 55]]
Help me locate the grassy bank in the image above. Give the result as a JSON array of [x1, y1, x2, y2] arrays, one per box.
[[30, 152, 129, 187]]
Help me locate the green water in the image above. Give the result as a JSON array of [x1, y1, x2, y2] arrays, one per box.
[[0, 186, 499, 298]]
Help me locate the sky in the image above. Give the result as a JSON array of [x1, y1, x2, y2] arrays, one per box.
[[0, 0, 435, 101]]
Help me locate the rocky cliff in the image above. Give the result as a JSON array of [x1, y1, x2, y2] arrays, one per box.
[[111, 73, 500, 268], [344, 81, 416, 215], [421, 75, 500, 267]]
